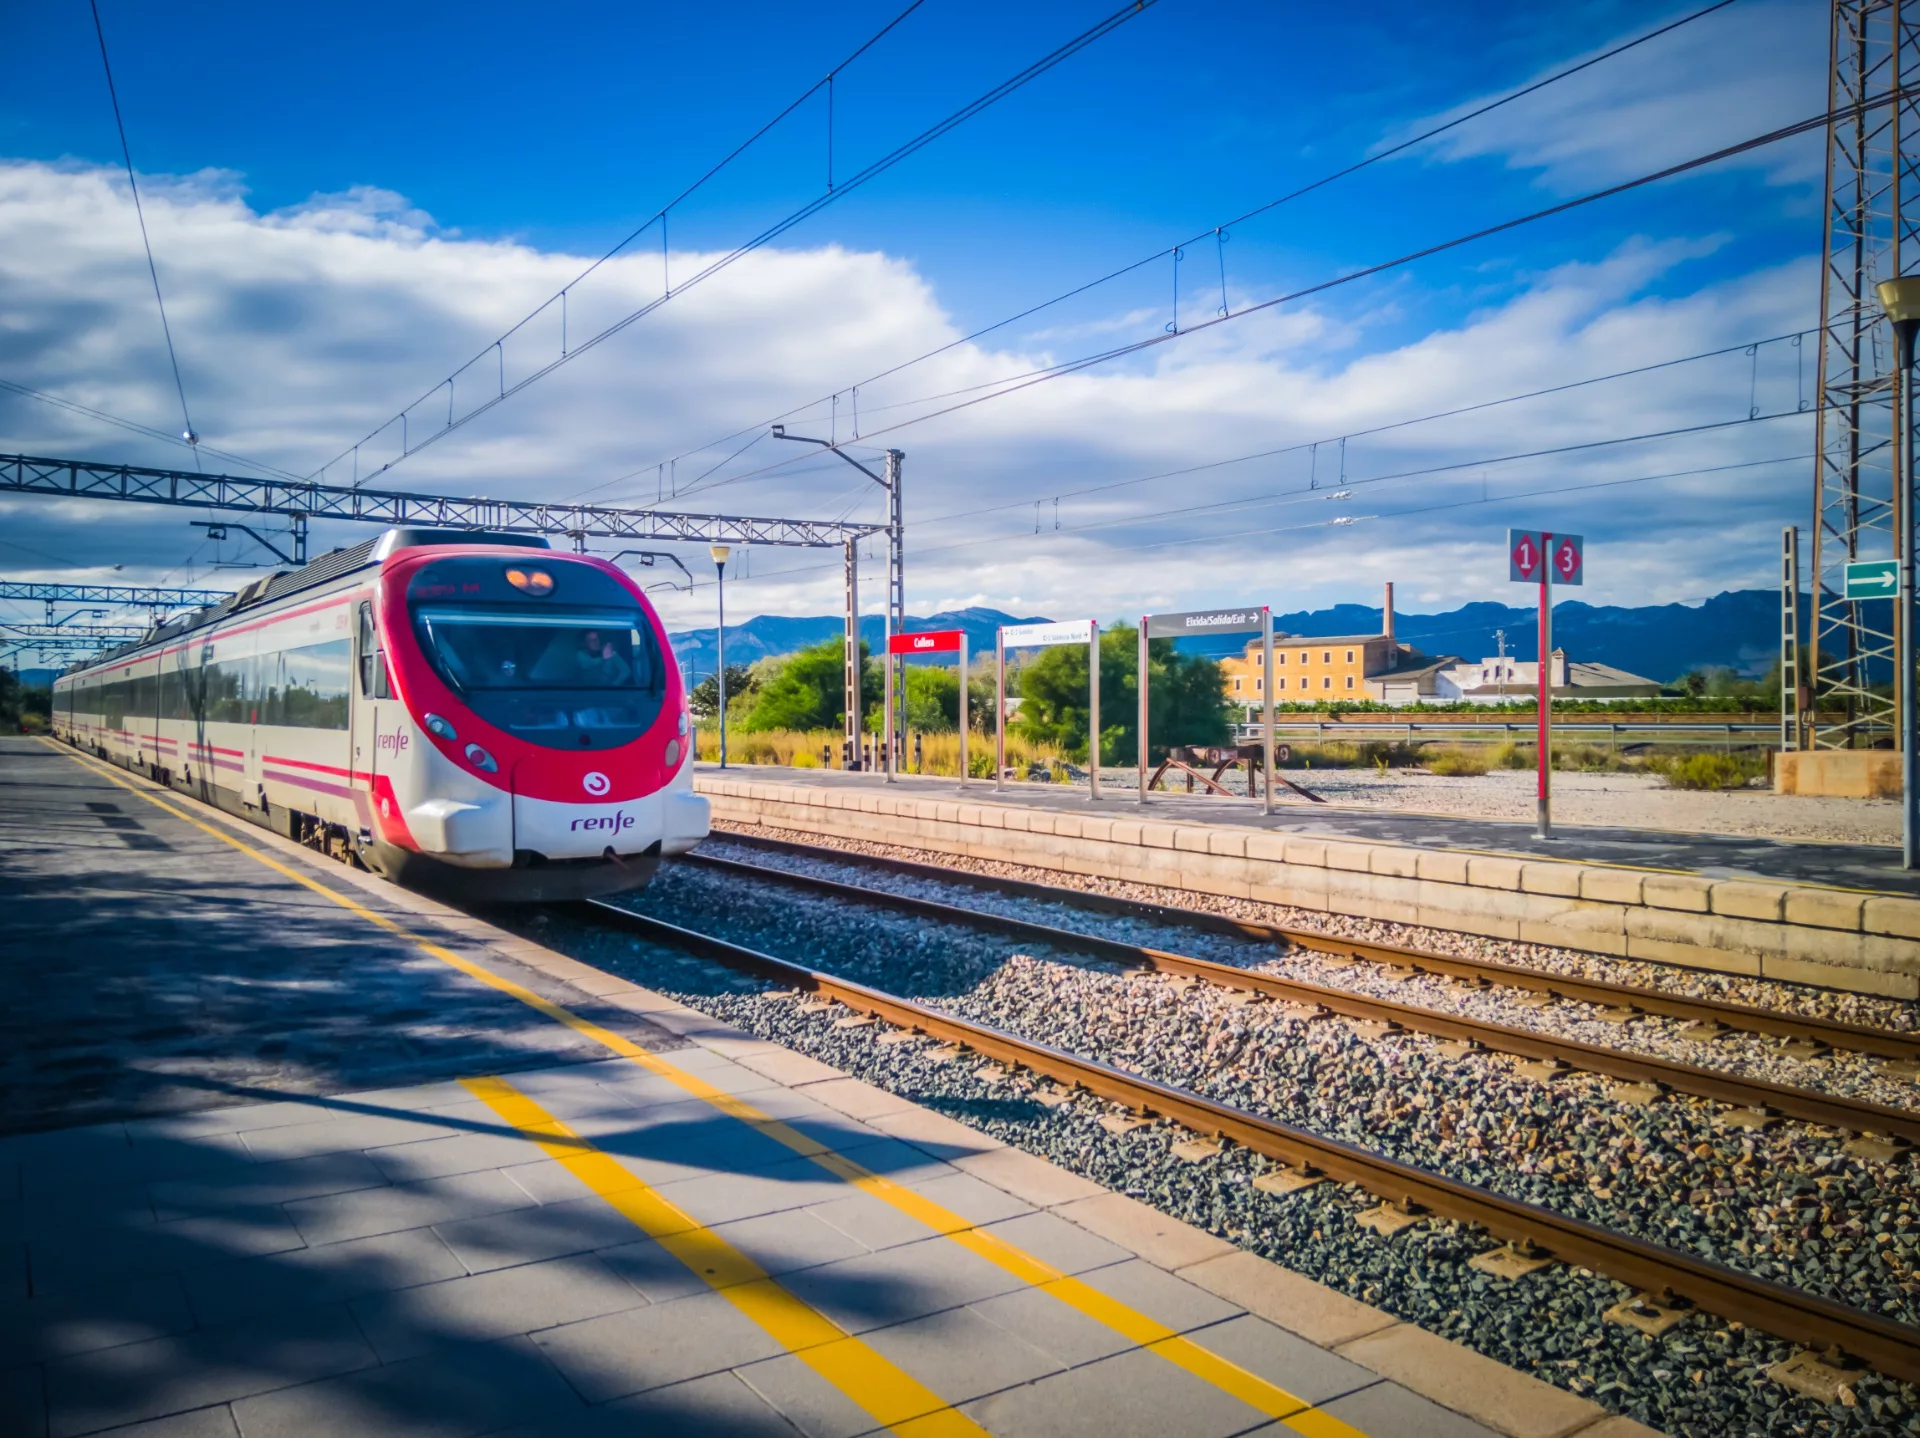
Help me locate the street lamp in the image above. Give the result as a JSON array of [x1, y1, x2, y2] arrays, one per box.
[[709, 544, 732, 769], [1878, 275, 1920, 868]]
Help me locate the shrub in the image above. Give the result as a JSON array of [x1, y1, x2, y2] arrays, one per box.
[[1651, 751, 1767, 790], [1427, 748, 1490, 777], [1492, 742, 1534, 769]]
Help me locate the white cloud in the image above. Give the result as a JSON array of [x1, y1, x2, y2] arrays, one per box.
[[0, 157, 1817, 663]]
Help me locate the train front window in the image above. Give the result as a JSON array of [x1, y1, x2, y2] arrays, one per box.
[[414, 606, 665, 748]]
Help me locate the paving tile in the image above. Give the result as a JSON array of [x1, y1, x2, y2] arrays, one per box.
[[1178, 1313, 1379, 1407], [229, 1335, 585, 1438], [778, 1235, 1029, 1336], [727, 1091, 897, 1157], [967, 1286, 1137, 1369], [0, 1181, 157, 1243], [148, 1152, 388, 1219], [802, 1192, 940, 1253], [647, 1157, 854, 1229], [0, 1273, 198, 1363], [88, 1406, 239, 1437], [350, 1254, 651, 1362], [594, 1238, 713, 1306], [950, 1146, 1108, 1208], [1177, 1251, 1397, 1348], [323, 1079, 490, 1115], [902, 1172, 1034, 1225], [1333, 1325, 1601, 1438], [1051, 1192, 1236, 1270], [181, 1227, 467, 1329], [0, 1362, 45, 1438], [861, 1106, 1003, 1162], [240, 1112, 459, 1166], [974, 1211, 1128, 1275], [27, 1207, 310, 1296], [432, 1193, 645, 1274], [860, 1303, 1062, 1404], [532, 1290, 786, 1403], [45, 1303, 376, 1438], [20, 1133, 257, 1197], [1071, 1259, 1242, 1333], [282, 1169, 534, 1247], [1294, 1379, 1506, 1438], [499, 1369, 805, 1437], [365, 1131, 549, 1185], [734, 1050, 848, 1088], [961, 1346, 1262, 1438], [704, 1209, 873, 1277], [798, 1078, 917, 1122], [734, 1352, 881, 1438]]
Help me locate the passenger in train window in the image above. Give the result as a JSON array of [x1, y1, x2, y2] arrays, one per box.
[[574, 629, 632, 686]]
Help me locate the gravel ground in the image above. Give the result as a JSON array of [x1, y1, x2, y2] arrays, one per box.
[[507, 897, 1920, 1438], [713, 820, 1920, 1035], [699, 835, 1920, 1112], [977, 766, 1901, 845]]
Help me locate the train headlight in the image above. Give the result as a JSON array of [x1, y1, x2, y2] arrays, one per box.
[[463, 743, 498, 774], [505, 567, 554, 595], [665, 739, 681, 767], [423, 713, 457, 741], [677, 710, 688, 737]]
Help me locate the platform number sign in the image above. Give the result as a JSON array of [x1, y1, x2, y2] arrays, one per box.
[[1509, 529, 1583, 587]]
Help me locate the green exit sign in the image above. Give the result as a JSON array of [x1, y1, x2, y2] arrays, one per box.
[[1844, 559, 1900, 599]]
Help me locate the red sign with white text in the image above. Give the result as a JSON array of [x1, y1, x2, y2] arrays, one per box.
[[1509, 529, 1544, 582], [887, 629, 964, 655]]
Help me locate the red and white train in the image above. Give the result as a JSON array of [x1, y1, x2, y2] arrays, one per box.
[[52, 528, 708, 900]]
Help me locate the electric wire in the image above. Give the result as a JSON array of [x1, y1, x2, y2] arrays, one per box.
[[309, 0, 1161, 487], [89, 0, 197, 469], [0, 378, 303, 480], [596, 0, 1743, 506]]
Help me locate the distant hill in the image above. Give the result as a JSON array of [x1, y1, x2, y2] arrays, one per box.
[[671, 591, 1790, 684], [669, 606, 1048, 680]]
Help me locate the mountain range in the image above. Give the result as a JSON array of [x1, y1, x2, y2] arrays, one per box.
[[668, 590, 1790, 684]]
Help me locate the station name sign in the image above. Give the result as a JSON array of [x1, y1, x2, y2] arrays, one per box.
[[1144, 607, 1267, 640], [1001, 619, 1094, 648], [887, 629, 964, 655]]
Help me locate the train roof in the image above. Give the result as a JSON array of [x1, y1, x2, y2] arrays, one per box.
[[60, 528, 552, 678]]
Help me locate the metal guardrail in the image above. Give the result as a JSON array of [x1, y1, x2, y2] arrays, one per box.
[[1231, 720, 1781, 746]]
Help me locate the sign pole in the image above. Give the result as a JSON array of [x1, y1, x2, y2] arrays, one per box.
[[995, 628, 1006, 792], [1089, 621, 1101, 801], [958, 635, 969, 791], [1137, 618, 1149, 806], [883, 647, 896, 784], [1262, 606, 1274, 815], [1538, 533, 1553, 840]]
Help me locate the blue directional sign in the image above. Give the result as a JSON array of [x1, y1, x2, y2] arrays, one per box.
[[1844, 559, 1900, 600]]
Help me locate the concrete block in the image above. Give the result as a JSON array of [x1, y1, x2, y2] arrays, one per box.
[[1324, 842, 1374, 874], [1173, 827, 1211, 854], [1579, 867, 1644, 905], [1080, 817, 1115, 843], [1050, 1192, 1235, 1270], [1414, 849, 1472, 885], [1710, 881, 1787, 923], [1244, 832, 1290, 863], [1465, 856, 1523, 891], [1176, 1250, 1396, 1348], [1283, 837, 1328, 868], [1107, 820, 1144, 846], [1765, 948, 1919, 997], [1140, 824, 1179, 850], [1642, 873, 1713, 913], [1205, 829, 1248, 859], [1784, 887, 1866, 932], [1369, 847, 1419, 879], [1334, 1322, 1600, 1438], [1518, 862, 1582, 898], [1053, 815, 1085, 840]]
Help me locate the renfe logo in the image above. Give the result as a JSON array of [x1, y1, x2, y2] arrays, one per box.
[[570, 812, 636, 833], [582, 771, 610, 796], [377, 729, 410, 753]]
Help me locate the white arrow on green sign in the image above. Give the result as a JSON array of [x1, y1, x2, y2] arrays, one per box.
[[1844, 559, 1900, 599]]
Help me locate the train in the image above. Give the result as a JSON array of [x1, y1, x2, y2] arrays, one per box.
[[51, 527, 708, 901]]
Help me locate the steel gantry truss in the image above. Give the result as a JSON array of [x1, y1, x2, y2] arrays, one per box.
[[0, 581, 230, 610], [1809, 0, 1920, 748]]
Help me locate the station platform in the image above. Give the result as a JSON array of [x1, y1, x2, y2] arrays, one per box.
[[695, 767, 1920, 999], [0, 737, 1648, 1438]]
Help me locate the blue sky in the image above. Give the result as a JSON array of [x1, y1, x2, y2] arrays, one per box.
[[0, 0, 1832, 648]]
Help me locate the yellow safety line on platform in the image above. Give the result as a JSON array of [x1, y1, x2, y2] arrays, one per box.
[[46, 740, 1365, 1437], [461, 1075, 985, 1438]]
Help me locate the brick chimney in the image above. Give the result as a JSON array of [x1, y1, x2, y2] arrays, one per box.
[[1382, 582, 1395, 644]]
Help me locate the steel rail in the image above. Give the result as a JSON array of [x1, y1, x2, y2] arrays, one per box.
[[711, 830, 1920, 1063], [681, 849, 1920, 1145], [578, 898, 1920, 1384]]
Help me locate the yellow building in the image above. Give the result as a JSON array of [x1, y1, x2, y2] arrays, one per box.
[[1219, 584, 1429, 705]]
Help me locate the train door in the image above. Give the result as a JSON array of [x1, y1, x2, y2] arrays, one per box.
[[352, 599, 391, 830]]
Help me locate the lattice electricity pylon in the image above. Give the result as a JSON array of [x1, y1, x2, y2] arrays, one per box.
[[1808, 0, 1920, 748]]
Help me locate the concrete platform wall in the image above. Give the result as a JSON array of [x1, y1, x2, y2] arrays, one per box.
[[696, 775, 1920, 1000]]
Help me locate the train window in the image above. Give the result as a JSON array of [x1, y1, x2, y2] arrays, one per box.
[[261, 640, 351, 730], [357, 603, 391, 699]]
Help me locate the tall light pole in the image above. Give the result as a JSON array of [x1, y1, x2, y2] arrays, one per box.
[[1878, 277, 1920, 869], [709, 543, 731, 769]]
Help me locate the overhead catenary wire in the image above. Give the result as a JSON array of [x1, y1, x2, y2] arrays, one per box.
[[595, 0, 1743, 507], [309, 0, 1162, 488], [0, 378, 302, 481], [88, 0, 198, 469]]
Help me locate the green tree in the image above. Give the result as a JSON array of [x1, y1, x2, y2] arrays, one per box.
[[0, 670, 51, 732], [1014, 624, 1228, 764], [687, 664, 755, 720], [738, 637, 881, 732], [901, 664, 959, 731]]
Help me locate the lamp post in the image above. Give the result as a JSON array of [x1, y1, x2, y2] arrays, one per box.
[[1878, 276, 1920, 869], [709, 544, 731, 769]]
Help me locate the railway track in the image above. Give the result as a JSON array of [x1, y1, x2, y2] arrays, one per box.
[[679, 847, 1920, 1149], [577, 894, 1920, 1388], [707, 830, 1920, 1062]]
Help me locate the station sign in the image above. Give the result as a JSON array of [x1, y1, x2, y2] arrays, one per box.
[[1844, 559, 1899, 600], [1144, 607, 1267, 639], [1508, 529, 1584, 586], [887, 629, 964, 655], [1002, 619, 1094, 647]]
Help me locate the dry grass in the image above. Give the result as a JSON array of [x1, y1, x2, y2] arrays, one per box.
[[692, 726, 1064, 776]]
